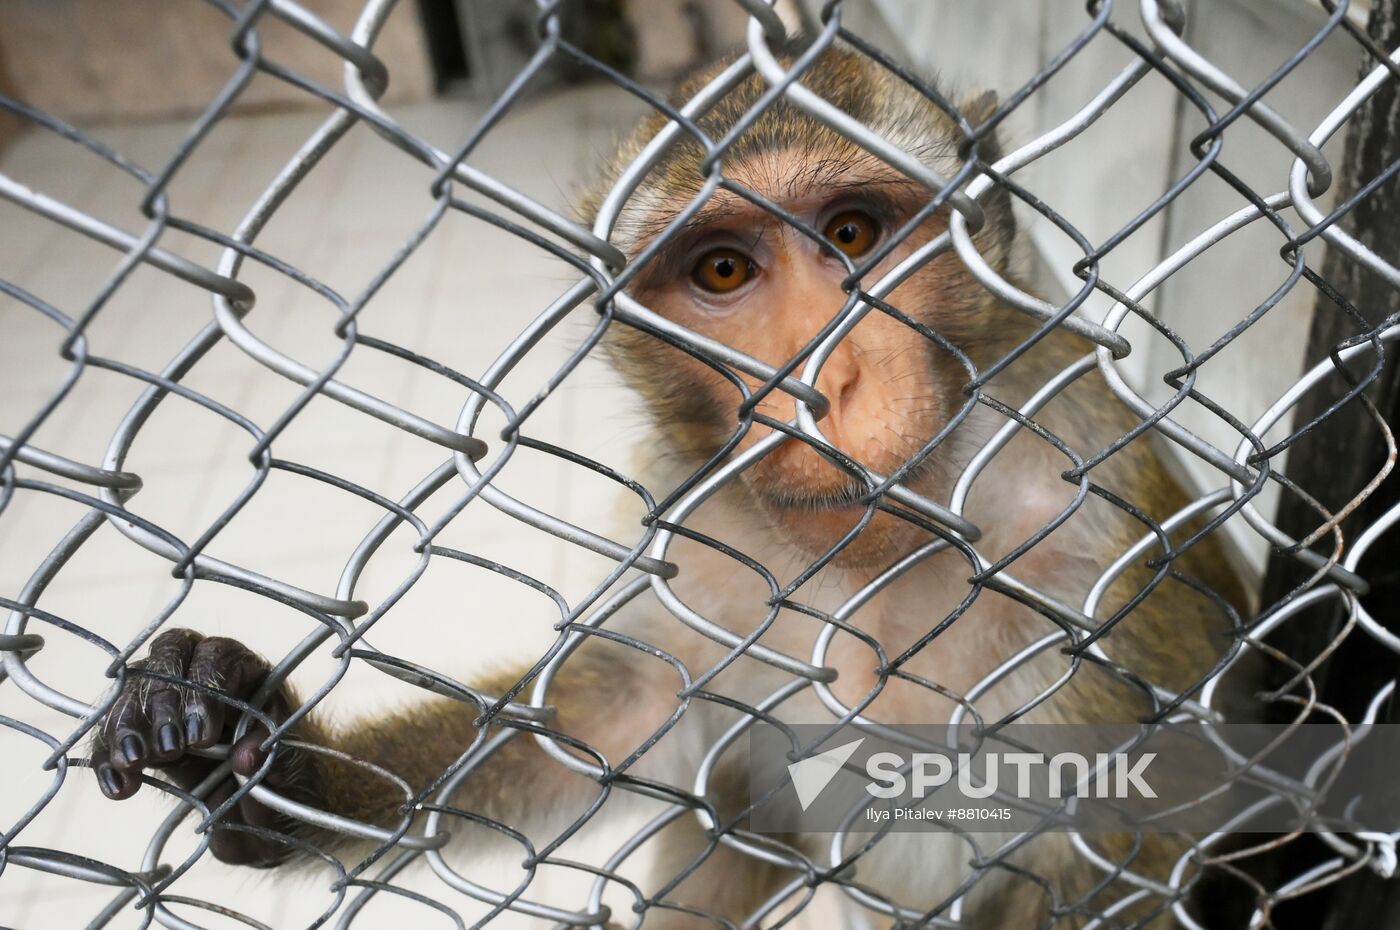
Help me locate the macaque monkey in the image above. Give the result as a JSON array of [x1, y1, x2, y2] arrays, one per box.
[[92, 42, 1246, 927]]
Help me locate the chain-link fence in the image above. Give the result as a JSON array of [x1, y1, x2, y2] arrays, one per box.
[[3, 0, 1400, 927]]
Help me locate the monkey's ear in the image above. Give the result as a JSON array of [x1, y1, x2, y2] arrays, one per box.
[[954, 91, 1004, 165], [960, 90, 999, 128]]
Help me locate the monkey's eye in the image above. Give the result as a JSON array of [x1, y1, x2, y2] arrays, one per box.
[[692, 248, 756, 294], [823, 210, 880, 257]]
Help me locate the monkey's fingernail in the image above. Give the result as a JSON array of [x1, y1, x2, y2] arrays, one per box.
[[98, 765, 123, 797], [119, 734, 144, 766], [185, 713, 205, 745], [156, 722, 181, 755]]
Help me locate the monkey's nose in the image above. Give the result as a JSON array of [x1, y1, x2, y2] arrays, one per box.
[[809, 343, 863, 442]]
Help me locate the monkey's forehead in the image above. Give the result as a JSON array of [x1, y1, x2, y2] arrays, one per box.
[[606, 148, 956, 259], [660, 42, 965, 150], [582, 43, 971, 248]]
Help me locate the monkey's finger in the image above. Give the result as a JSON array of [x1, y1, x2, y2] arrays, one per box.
[[234, 790, 294, 868], [91, 747, 140, 801], [141, 629, 200, 761], [203, 777, 258, 865], [237, 784, 282, 828], [147, 684, 186, 762], [202, 772, 291, 867], [104, 684, 151, 774], [234, 742, 301, 869], [183, 636, 268, 747]]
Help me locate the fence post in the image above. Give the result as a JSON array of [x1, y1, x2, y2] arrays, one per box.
[[1257, 0, 1400, 924]]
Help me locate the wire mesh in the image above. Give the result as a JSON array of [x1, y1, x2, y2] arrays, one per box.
[[1, 0, 1399, 927]]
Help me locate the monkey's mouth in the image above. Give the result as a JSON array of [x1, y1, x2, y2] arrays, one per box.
[[756, 458, 938, 515], [761, 484, 875, 514], [752, 469, 946, 567]]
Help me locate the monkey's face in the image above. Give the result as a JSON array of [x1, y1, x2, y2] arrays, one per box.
[[622, 154, 999, 569]]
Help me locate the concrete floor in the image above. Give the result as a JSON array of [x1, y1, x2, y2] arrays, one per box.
[[0, 83, 679, 928]]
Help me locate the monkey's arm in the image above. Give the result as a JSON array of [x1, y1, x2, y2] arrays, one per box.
[[91, 628, 657, 867]]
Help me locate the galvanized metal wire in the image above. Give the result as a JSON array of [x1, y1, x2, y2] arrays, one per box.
[[2, 0, 1399, 927]]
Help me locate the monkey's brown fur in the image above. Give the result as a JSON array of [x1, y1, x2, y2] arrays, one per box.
[[96, 41, 1250, 928]]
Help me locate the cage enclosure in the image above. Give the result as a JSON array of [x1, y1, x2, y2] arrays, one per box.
[[1, 1, 1399, 928]]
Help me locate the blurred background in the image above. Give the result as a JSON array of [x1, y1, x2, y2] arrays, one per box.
[[0, 0, 1378, 926]]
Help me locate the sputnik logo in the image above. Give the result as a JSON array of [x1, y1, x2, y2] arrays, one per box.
[[787, 738, 865, 810]]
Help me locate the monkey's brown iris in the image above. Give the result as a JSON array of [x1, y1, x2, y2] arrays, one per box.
[[824, 210, 879, 257], [692, 247, 755, 293]]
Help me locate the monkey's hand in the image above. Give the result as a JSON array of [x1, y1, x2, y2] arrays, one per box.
[[91, 627, 321, 867]]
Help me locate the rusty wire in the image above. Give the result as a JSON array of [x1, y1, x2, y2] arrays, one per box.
[[2, 0, 1399, 927]]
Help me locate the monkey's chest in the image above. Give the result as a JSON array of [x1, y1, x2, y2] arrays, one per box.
[[671, 569, 1069, 728], [821, 594, 1065, 726]]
